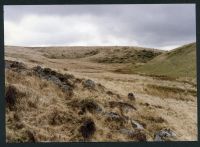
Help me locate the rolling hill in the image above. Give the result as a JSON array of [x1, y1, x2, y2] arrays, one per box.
[[5, 43, 197, 142], [27, 46, 163, 64], [122, 43, 196, 78]]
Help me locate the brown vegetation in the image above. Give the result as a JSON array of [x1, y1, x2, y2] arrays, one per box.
[[5, 45, 197, 142]]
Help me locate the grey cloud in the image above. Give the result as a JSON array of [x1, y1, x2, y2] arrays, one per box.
[[4, 4, 196, 49]]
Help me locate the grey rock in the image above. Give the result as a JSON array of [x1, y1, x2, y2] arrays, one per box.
[[106, 112, 121, 119], [128, 93, 135, 101], [154, 129, 176, 141], [33, 66, 44, 76], [104, 112, 127, 122], [49, 75, 62, 86], [33, 66, 75, 96], [5, 60, 27, 72], [83, 79, 95, 89], [61, 85, 73, 97], [131, 120, 144, 130]]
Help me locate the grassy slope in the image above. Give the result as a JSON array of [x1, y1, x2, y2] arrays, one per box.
[[132, 43, 196, 78], [5, 45, 197, 141]]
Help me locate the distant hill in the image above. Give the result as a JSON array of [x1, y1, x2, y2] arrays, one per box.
[[29, 46, 163, 64], [5, 43, 196, 78], [89, 46, 163, 64], [132, 43, 196, 78]]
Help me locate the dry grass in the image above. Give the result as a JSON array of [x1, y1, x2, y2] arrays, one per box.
[[5, 67, 168, 142], [144, 84, 196, 101], [5, 45, 197, 142]]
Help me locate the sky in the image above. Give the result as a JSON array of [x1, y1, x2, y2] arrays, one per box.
[[4, 4, 196, 50]]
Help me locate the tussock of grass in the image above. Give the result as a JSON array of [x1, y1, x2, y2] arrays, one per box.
[[79, 118, 96, 140]]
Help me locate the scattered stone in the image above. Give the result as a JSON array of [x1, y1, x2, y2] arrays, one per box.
[[83, 79, 95, 89], [64, 73, 75, 80], [5, 60, 27, 72], [106, 112, 121, 119], [48, 75, 62, 86], [32, 66, 44, 76], [16, 63, 25, 69], [33, 66, 74, 96], [128, 93, 135, 101], [43, 68, 52, 75], [79, 119, 96, 140], [105, 112, 126, 123], [10, 61, 26, 69], [154, 129, 176, 141], [65, 79, 75, 87], [56, 73, 66, 82], [131, 120, 144, 130], [62, 84, 73, 93]]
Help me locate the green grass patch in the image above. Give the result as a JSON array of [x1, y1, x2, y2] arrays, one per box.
[[133, 43, 196, 78]]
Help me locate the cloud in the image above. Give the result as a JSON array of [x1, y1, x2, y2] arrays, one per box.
[[4, 4, 196, 50], [4, 14, 138, 46]]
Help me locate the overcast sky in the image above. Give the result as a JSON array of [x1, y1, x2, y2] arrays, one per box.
[[4, 4, 196, 50]]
